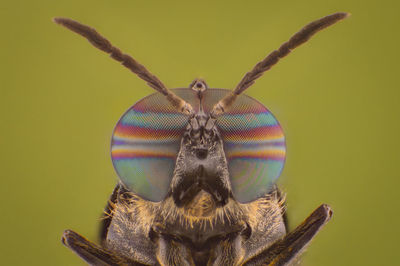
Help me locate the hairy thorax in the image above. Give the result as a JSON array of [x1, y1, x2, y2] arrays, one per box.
[[104, 189, 286, 265], [157, 192, 247, 247]]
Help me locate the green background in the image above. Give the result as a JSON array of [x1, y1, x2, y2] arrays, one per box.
[[1, 0, 399, 265]]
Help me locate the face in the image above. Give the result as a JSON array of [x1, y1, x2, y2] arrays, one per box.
[[111, 79, 286, 206], [170, 80, 233, 208]]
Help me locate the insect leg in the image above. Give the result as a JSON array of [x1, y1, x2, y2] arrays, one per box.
[[242, 204, 332, 266], [207, 234, 246, 266], [62, 229, 148, 266], [154, 234, 194, 266]]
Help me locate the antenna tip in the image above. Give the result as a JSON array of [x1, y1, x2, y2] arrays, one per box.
[[343, 12, 351, 18], [53, 17, 77, 28], [333, 12, 351, 20], [53, 17, 65, 24]]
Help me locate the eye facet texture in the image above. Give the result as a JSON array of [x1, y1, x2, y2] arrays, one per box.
[[111, 89, 285, 202], [209, 91, 286, 203], [111, 90, 194, 201]]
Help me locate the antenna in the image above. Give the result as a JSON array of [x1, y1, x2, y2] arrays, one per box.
[[211, 12, 349, 116], [54, 17, 194, 115]]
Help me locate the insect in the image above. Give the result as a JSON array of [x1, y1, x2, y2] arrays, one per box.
[[55, 12, 348, 265]]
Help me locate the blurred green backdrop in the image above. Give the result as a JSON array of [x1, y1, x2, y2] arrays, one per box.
[[1, 0, 399, 265]]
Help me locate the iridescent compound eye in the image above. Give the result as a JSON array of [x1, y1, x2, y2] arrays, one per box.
[[207, 91, 286, 203], [111, 89, 285, 203], [111, 89, 196, 202]]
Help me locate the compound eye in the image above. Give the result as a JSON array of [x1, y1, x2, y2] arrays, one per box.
[[214, 92, 286, 203], [111, 89, 196, 201]]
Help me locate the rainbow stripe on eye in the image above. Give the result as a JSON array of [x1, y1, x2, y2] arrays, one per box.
[[111, 88, 286, 203], [111, 92, 190, 202], [216, 100, 286, 203]]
